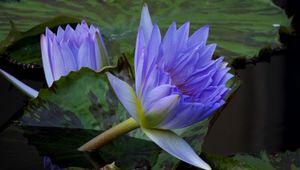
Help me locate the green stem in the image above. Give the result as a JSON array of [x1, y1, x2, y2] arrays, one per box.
[[78, 118, 139, 152]]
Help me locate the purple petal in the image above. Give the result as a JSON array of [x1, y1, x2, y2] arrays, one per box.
[[56, 26, 65, 43], [77, 37, 96, 70], [142, 84, 174, 107], [40, 34, 54, 87], [142, 128, 211, 170], [158, 102, 209, 129], [176, 22, 190, 51], [188, 25, 209, 47], [162, 22, 177, 70], [144, 94, 180, 127], [140, 3, 153, 44], [64, 25, 76, 42], [45, 27, 55, 40], [107, 73, 140, 120], [0, 69, 38, 98], [195, 43, 217, 67], [134, 27, 146, 95], [95, 31, 109, 69], [60, 43, 77, 73], [50, 37, 66, 81], [145, 24, 161, 75]]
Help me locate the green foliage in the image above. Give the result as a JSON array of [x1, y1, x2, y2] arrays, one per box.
[[21, 126, 159, 170], [22, 57, 133, 130], [203, 150, 300, 170], [0, 0, 289, 66]]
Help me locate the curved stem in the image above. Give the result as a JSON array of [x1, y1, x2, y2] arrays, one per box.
[[78, 118, 139, 152]]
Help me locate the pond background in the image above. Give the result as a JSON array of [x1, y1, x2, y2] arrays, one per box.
[[0, 0, 299, 169]]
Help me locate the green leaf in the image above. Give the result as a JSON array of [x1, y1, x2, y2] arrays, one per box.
[[21, 126, 160, 170], [21, 57, 133, 130], [0, 0, 289, 65], [234, 150, 300, 170], [203, 150, 300, 170]]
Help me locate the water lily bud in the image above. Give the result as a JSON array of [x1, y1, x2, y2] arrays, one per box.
[[41, 20, 109, 87], [0, 20, 108, 97]]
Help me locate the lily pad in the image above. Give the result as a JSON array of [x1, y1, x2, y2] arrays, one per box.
[[21, 126, 159, 170], [205, 149, 300, 170], [0, 0, 289, 64], [21, 57, 133, 130]]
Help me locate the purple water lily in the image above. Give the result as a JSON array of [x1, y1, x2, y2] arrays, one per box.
[[0, 21, 108, 98], [107, 5, 233, 169], [41, 20, 109, 87]]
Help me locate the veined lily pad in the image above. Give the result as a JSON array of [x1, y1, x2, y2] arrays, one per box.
[[204, 149, 300, 170], [0, 0, 289, 66]]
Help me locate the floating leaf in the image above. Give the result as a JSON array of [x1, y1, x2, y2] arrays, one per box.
[[0, 0, 289, 65], [21, 126, 160, 170], [21, 57, 133, 130], [234, 150, 300, 170], [203, 149, 300, 170]]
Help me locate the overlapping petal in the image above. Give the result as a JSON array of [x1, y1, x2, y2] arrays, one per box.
[[107, 73, 141, 121], [142, 128, 211, 170], [42, 20, 108, 87], [135, 8, 233, 129]]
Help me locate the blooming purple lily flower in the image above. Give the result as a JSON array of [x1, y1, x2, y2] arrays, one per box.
[[0, 21, 108, 98], [107, 5, 233, 170]]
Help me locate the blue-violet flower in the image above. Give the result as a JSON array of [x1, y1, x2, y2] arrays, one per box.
[[41, 20, 109, 87], [107, 5, 233, 170]]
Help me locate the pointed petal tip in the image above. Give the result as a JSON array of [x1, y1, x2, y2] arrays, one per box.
[[184, 21, 190, 27], [208, 43, 217, 49], [200, 25, 210, 35], [140, 2, 153, 43], [40, 34, 46, 40], [40, 34, 54, 87], [0, 68, 39, 98], [45, 27, 52, 34], [203, 24, 210, 30], [142, 3, 150, 15], [57, 26, 63, 30], [171, 21, 177, 27], [106, 72, 139, 120], [142, 128, 211, 170], [81, 20, 87, 25]]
